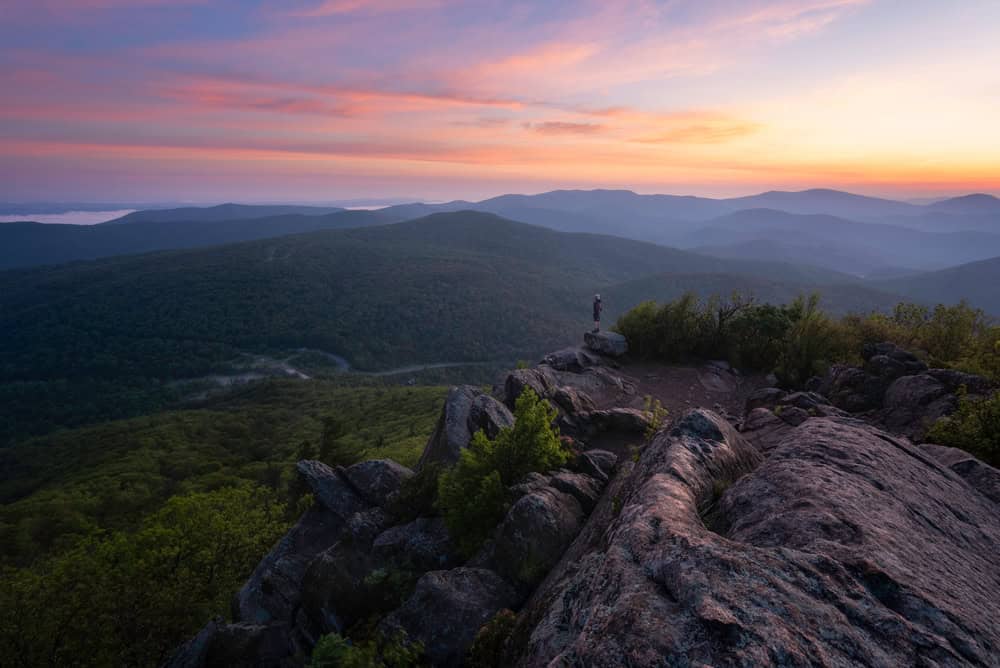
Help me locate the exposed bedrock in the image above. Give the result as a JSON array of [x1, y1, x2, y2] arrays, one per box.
[[504, 409, 1000, 667]]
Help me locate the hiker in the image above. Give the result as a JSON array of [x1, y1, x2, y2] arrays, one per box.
[[592, 293, 602, 332]]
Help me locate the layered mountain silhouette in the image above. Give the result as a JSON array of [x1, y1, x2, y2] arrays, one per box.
[[3, 188, 998, 320]]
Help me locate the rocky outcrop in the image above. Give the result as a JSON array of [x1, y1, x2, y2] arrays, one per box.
[[811, 341, 992, 440], [584, 330, 628, 357], [342, 459, 414, 507], [502, 348, 636, 437], [418, 386, 514, 469], [573, 448, 617, 482], [379, 568, 520, 668], [165, 620, 294, 668], [492, 487, 586, 591], [232, 461, 369, 626], [540, 346, 604, 372], [572, 407, 650, 435], [503, 408, 1000, 667], [371, 517, 456, 572]]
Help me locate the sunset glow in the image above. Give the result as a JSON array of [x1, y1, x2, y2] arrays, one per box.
[[3, 0, 999, 201]]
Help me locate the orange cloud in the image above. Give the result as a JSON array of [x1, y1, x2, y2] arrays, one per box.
[[634, 121, 762, 144]]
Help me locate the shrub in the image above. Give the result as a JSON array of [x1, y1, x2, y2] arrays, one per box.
[[437, 389, 566, 556], [613, 300, 661, 359], [311, 630, 424, 668], [774, 294, 853, 387], [926, 390, 1000, 467], [467, 609, 517, 668], [728, 303, 794, 370], [642, 395, 668, 441], [615, 293, 1000, 388]]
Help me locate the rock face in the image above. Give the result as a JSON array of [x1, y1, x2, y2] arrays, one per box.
[[584, 330, 628, 357], [501, 347, 636, 437], [504, 408, 1000, 667], [164, 621, 294, 668], [492, 487, 586, 591], [540, 346, 604, 372], [379, 568, 520, 668], [232, 461, 369, 626], [922, 442, 1000, 506], [418, 386, 514, 469], [342, 459, 414, 507]]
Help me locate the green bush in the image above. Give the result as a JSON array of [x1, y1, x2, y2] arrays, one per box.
[[844, 301, 998, 378], [311, 630, 424, 668], [728, 303, 795, 370], [774, 294, 853, 387], [616, 292, 1000, 388], [927, 390, 1000, 467], [467, 609, 517, 668], [437, 389, 567, 556]]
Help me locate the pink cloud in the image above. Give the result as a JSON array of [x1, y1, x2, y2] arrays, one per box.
[[292, 0, 449, 16]]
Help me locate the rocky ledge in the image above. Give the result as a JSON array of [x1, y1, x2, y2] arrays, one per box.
[[503, 408, 1000, 666]]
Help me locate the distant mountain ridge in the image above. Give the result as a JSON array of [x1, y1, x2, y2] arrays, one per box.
[[0, 210, 395, 269], [4, 187, 999, 281], [103, 203, 344, 225], [873, 255, 1000, 315]]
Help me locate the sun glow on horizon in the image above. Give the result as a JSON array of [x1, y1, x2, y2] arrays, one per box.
[[2, 0, 999, 202]]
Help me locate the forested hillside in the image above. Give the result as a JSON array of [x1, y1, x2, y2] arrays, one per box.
[[1, 211, 893, 444], [0, 380, 446, 665]]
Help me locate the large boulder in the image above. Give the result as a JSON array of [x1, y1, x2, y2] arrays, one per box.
[[418, 386, 514, 469], [379, 568, 519, 668], [813, 342, 991, 441], [492, 487, 586, 590], [572, 449, 618, 483], [295, 460, 370, 519], [548, 470, 604, 513], [342, 459, 413, 508], [468, 393, 516, 440], [575, 407, 651, 435], [922, 442, 1000, 506], [503, 367, 560, 409], [879, 374, 954, 439], [298, 537, 380, 638], [232, 462, 372, 626], [541, 346, 604, 372], [584, 330, 628, 357], [502, 361, 636, 416], [164, 620, 294, 668], [371, 517, 457, 572], [504, 409, 1000, 666]]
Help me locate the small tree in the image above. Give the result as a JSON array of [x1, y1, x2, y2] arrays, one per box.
[[437, 389, 567, 556]]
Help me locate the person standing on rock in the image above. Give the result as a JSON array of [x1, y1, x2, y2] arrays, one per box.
[[592, 294, 603, 333]]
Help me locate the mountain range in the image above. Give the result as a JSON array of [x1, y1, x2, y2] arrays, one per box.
[[3, 189, 999, 275]]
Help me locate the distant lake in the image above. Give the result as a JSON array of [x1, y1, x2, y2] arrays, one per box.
[[0, 210, 136, 225]]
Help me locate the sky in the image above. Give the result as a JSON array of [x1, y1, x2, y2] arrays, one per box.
[[1, 0, 999, 203]]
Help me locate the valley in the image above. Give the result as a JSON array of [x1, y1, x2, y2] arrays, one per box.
[[1, 190, 998, 668]]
